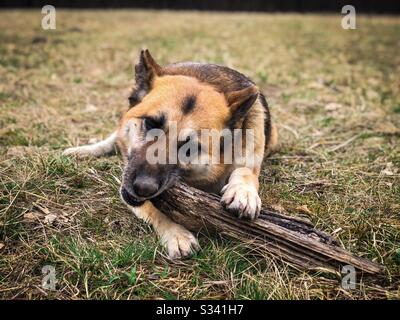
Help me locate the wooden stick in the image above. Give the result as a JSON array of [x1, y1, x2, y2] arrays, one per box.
[[151, 181, 384, 275]]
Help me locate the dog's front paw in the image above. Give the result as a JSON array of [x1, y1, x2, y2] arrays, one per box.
[[161, 224, 199, 260], [220, 182, 261, 220]]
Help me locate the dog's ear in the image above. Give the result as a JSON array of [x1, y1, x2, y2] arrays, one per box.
[[129, 49, 163, 107], [135, 49, 163, 82], [225, 86, 259, 128]]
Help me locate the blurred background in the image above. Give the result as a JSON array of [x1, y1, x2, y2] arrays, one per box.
[[1, 0, 399, 14]]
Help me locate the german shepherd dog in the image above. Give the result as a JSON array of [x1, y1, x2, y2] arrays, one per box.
[[64, 50, 277, 259]]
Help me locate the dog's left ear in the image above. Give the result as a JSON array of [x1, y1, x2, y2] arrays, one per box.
[[225, 86, 259, 128], [129, 49, 163, 106]]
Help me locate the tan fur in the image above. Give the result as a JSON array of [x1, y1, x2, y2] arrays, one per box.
[[129, 200, 199, 259], [266, 123, 279, 154], [122, 75, 230, 132]]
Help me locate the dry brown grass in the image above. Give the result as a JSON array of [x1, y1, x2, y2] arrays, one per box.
[[0, 10, 399, 299]]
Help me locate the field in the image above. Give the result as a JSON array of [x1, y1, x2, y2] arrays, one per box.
[[0, 10, 399, 299]]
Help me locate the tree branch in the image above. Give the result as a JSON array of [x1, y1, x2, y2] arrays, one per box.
[[151, 181, 384, 275]]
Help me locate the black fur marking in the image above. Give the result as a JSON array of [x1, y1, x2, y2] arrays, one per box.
[[135, 51, 151, 88], [128, 51, 153, 109], [142, 114, 166, 131], [128, 93, 141, 107], [181, 95, 196, 115], [259, 93, 272, 145]]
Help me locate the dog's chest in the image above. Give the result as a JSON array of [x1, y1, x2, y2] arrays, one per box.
[[183, 166, 233, 195]]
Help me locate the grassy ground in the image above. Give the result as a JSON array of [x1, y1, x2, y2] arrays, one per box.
[[0, 10, 399, 299]]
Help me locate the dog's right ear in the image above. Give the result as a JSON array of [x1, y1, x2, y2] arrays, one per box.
[[225, 86, 259, 129], [129, 49, 163, 107]]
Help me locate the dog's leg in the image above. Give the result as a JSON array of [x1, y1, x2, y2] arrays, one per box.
[[220, 167, 261, 220], [221, 97, 266, 220], [63, 131, 117, 158], [130, 200, 199, 259]]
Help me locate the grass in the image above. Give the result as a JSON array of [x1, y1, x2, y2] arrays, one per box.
[[0, 10, 399, 299]]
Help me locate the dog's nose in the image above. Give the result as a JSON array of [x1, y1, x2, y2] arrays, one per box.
[[133, 177, 159, 198]]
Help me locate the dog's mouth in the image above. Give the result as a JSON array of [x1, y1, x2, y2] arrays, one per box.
[[120, 176, 178, 207], [120, 187, 145, 207]]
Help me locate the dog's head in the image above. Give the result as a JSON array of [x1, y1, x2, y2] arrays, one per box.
[[118, 50, 258, 206]]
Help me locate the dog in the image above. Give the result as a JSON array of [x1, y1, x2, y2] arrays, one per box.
[[63, 49, 277, 259]]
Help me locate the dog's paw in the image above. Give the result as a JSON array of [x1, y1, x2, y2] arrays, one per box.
[[161, 224, 199, 260], [220, 182, 261, 220], [63, 146, 92, 158]]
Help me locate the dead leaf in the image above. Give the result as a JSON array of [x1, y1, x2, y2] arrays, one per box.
[[269, 204, 287, 214], [296, 205, 313, 215], [0, 243, 5, 250], [325, 103, 342, 112], [44, 214, 57, 225], [381, 169, 394, 176], [308, 81, 325, 90], [24, 211, 43, 221], [84, 104, 98, 113], [332, 227, 343, 235], [366, 90, 379, 100], [381, 162, 397, 176]]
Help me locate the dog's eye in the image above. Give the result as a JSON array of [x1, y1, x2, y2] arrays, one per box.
[[143, 117, 164, 131], [178, 137, 202, 159], [177, 136, 190, 149], [185, 143, 202, 158]]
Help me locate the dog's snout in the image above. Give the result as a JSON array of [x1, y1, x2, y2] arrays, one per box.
[[133, 177, 159, 198]]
